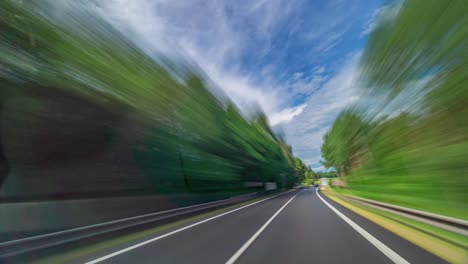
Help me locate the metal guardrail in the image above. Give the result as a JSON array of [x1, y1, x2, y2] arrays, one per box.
[[339, 194, 468, 237], [0, 191, 272, 258]]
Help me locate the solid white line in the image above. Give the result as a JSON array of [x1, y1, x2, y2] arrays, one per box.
[[84, 190, 296, 264], [315, 188, 410, 264], [225, 190, 302, 264], [0, 196, 236, 246]]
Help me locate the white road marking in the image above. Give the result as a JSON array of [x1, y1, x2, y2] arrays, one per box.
[[84, 190, 296, 264], [0, 196, 239, 247], [315, 188, 410, 264], [225, 190, 303, 264]]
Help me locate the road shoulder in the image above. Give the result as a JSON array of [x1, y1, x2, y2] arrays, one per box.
[[321, 186, 466, 263]]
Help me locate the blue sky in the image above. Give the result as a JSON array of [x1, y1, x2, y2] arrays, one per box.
[[101, 0, 386, 171]]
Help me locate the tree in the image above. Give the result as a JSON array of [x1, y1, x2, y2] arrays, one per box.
[[321, 111, 369, 176]]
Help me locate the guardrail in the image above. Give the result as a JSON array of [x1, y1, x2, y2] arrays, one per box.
[[0, 190, 280, 258], [338, 193, 468, 237]]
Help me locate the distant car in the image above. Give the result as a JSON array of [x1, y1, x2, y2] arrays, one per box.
[[314, 184, 319, 187]]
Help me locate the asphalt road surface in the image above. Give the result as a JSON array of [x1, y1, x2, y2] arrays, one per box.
[[66, 187, 445, 264]]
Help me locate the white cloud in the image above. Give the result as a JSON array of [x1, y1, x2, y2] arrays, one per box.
[[301, 158, 316, 165], [312, 165, 325, 171], [287, 66, 328, 96], [201, 65, 284, 118], [360, 2, 403, 38], [284, 51, 362, 165], [93, 0, 366, 164], [99, 0, 305, 123], [313, 29, 346, 53], [302, 8, 350, 54], [269, 103, 307, 126]]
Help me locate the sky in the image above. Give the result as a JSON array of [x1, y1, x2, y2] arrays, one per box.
[[100, 0, 386, 171]]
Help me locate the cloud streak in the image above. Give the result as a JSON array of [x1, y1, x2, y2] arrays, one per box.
[[100, 0, 307, 122], [360, 2, 403, 38], [270, 103, 307, 126], [284, 52, 362, 167], [94, 0, 382, 168]]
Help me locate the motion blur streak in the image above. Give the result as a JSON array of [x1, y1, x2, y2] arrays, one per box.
[[0, 0, 301, 241], [0, 0, 467, 263], [321, 0, 468, 220], [0, 0, 297, 198]]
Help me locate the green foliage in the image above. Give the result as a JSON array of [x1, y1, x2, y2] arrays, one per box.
[[302, 179, 311, 186], [321, 111, 369, 175], [0, 0, 298, 196], [316, 171, 337, 178], [321, 0, 468, 218], [291, 157, 316, 185]]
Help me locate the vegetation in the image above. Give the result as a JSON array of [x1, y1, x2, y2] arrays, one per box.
[[321, 0, 468, 219], [0, 1, 307, 198], [315, 171, 337, 178], [292, 158, 316, 185]]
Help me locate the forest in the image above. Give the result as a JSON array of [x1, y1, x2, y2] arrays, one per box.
[[321, 0, 467, 219], [0, 1, 305, 199]]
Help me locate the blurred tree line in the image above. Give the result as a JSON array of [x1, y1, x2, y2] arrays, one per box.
[[321, 0, 467, 219], [0, 1, 307, 198], [292, 157, 322, 185]]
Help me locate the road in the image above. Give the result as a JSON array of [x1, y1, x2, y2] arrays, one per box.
[[65, 187, 445, 264]]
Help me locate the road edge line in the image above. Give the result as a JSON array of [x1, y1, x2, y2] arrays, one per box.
[[315, 188, 410, 264]]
